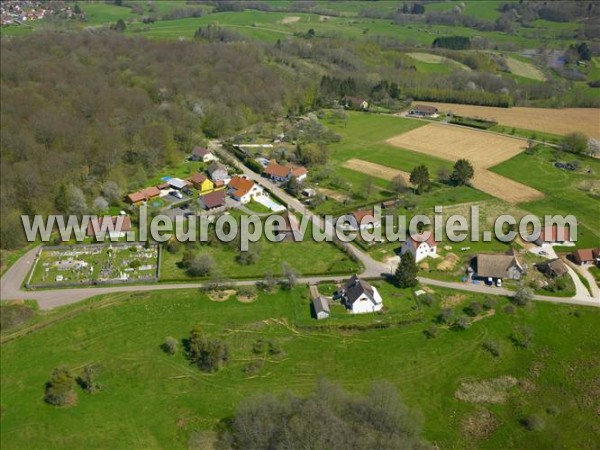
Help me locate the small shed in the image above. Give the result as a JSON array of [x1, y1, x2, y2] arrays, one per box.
[[312, 296, 330, 320]]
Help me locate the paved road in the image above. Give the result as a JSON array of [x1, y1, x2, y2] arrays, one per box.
[[1, 143, 597, 310]]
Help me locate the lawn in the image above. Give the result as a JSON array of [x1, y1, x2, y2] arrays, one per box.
[[1, 285, 599, 449], [160, 219, 361, 281], [490, 147, 600, 248]]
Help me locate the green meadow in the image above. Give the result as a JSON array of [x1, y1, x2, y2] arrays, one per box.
[[1, 286, 599, 449]]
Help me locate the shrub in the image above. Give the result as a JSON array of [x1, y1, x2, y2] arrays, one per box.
[[512, 287, 533, 307], [424, 325, 438, 339], [465, 301, 482, 317], [503, 304, 516, 314], [521, 414, 545, 431], [438, 308, 454, 324], [162, 336, 179, 355], [511, 326, 534, 348], [419, 294, 435, 307], [483, 298, 496, 310], [483, 340, 502, 357], [44, 367, 77, 407], [77, 365, 101, 394], [454, 316, 471, 330], [237, 285, 257, 298]]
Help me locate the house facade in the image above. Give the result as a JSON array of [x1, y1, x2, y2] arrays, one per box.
[[190, 147, 215, 163], [228, 176, 264, 204], [264, 161, 308, 183], [401, 233, 437, 263], [571, 248, 600, 265], [338, 275, 383, 314], [475, 252, 524, 282], [190, 173, 214, 193], [409, 104, 439, 118]]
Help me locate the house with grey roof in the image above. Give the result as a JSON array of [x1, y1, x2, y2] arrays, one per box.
[[475, 251, 524, 283], [312, 296, 330, 320], [338, 275, 383, 314]]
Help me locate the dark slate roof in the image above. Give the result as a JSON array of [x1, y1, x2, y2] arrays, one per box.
[[343, 275, 376, 304]]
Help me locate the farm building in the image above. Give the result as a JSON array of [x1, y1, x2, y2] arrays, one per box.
[[401, 233, 437, 263], [571, 248, 600, 265], [533, 226, 572, 246], [207, 161, 229, 182], [536, 258, 568, 278], [312, 296, 330, 320], [86, 216, 131, 239], [190, 173, 214, 193], [263, 161, 308, 183], [199, 190, 226, 211], [345, 96, 369, 110], [409, 104, 439, 118], [228, 176, 264, 204], [125, 186, 161, 204], [338, 275, 383, 314], [475, 252, 524, 283], [190, 147, 215, 163]]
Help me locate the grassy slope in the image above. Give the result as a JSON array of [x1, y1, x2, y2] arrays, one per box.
[[490, 148, 600, 248], [1, 287, 599, 449]]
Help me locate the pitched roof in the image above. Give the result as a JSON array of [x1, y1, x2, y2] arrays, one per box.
[[264, 161, 291, 178], [228, 176, 255, 198], [412, 104, 438, 114], [127, 186, 160, 203], [86, 216, 131, 237], [538, 226, 570, 243], [343, 275, 378, 305], [312, 296, 330, 315], [167, 178, 188, 190], [476, 254, 522, 279], [408, 232, 437, 249], [190, 172, 208, 185], [192, 146, 210, 157], [199, 189, 226, 209], [351, 210, 379, 226], [572, 248, 597, 263], [291, 166, 308, 177], [538, 258, 568, 277], [208, 161, 227, 175], [156, 182, 170, 190]]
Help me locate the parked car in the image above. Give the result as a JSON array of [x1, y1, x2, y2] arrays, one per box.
[[496, 279, 502, 287], [170, 190, 183, 199], [182, 188, 193, 196]]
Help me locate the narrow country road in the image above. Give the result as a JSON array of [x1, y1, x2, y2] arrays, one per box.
[[1, 143, 598, 311]]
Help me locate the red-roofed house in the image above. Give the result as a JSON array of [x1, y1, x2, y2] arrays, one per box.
[[401, 232, 437, 263], [126, 186, 161, 204], [264, 161, 308, 183], [572, 248, 600, 265], [86, 216, 132, 239], [199, 189, 227, 210], [228, 176, 264, 204], [533, 226, 573, 246]]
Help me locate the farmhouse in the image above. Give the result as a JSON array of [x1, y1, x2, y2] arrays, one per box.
[[86, 216, 131, 239], [263, 161, 308, 183], [338, 275, 383, 314], [401, 233, 437, 263], [571, 248, 600, 265], [409, 104, 439, 118], [228, 176, 264, 204], [199, 189, 226, 211], [190, 146, 215, 163], [125, 186, 161, 204], [533, 226, 572, 246], [276, 211, 304, 242], [312, 296, 330, 320], [536, 258, 568, 278], [475, 252, 524, 283], [345, 96, 369, 110], [208, 161, 229, 182], [190, 173, 214, 193]]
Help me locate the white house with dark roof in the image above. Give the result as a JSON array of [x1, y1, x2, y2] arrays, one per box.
[[190, 146, 216, 163], [401, 233, 437, 263], [338, 275, 383, 314]]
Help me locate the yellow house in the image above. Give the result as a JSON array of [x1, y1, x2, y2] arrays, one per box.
[[190, 173, 214, 193]]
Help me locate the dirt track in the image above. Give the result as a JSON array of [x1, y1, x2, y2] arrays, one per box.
[[343, 159, 410, 183], [415, 102, 600, 139]]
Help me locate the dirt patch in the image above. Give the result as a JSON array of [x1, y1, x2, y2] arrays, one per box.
[[441, 294, 467, 308], [460, 408, 501, 440], [386, 123, 544, 203], [437, 253, 459, 271], [342, 158, 410, 182], [455, 376, 518, 404], [280, 16, 300, 24], [505, 56, 545, 81], [207, 289, 236, 302], [237, 294, 258, 303], [408, 52, 470, 70], [414, 102, 600, 139], [315, 187, 351, 203]]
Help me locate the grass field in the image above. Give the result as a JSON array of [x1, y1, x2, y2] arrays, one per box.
[[416, 102, 600, 139], [1, 285, 599, 449], [491, 147, 600, 248], [504, 56, 546, 81]]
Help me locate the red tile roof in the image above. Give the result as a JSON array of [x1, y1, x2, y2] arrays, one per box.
[[86, 216, 131, 237], [200, 190, 226, 209], [190, 172, 208, 185], [409, 232, 437, 249], [229, 176, 255, 198], [192, 146, 210, 157]]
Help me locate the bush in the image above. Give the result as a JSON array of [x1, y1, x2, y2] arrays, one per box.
[[44, 367, 77, 407], [419, 294, 435, 307], [511, 326, 534, 348], [76, 365, 101, 394], [424, 325, 438, 339], [483, 298, 496, 310], [503, 304, 516, 314], [521, 414, 545, 431], [162, 336, 179, 355], [237, 285, 257, 298], [465, 301, 482, 317], [482, 340, 502, 357], [512, 287, 533, 307], [438, 308, 454, 324], [454, 316, 471, 330]]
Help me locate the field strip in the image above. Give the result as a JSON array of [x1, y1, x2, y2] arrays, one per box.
[[407, 52, 470, 70], [414, 102, 600, 139], [472, 169, 544, 203], [386, 123, 525, 168], [505, 56, 545, 81], [342, 159, 410, 183]]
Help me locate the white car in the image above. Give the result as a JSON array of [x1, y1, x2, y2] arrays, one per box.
[[496, 279, 502, 287], [170, 190, 183, 199]]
